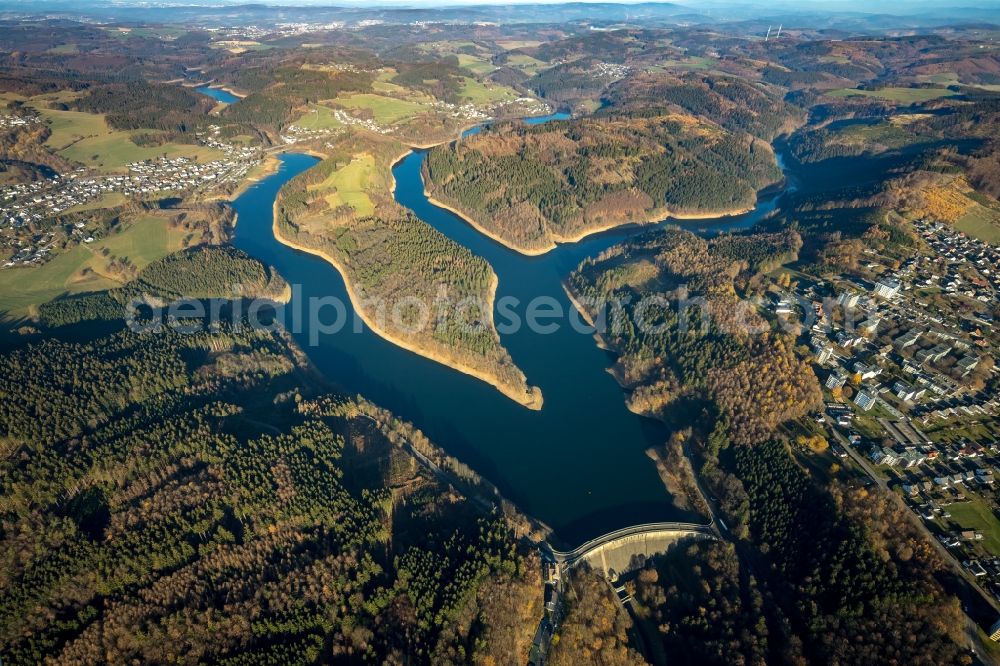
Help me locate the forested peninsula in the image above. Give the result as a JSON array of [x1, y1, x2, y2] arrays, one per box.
[[272, 135, 542, 410], [424, 111, 783, 255], [567, 227, 818, 443]]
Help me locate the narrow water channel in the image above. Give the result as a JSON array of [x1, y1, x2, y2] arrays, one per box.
[[230, 115, 789, 546]]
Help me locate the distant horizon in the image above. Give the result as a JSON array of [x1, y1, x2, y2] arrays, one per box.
[[12, 0, 1000, 8]]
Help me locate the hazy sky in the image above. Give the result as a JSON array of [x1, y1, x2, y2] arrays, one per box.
[[38, 0, 1000, 5], [17, 0, 1000, 13], [262, 0, 996, 4]]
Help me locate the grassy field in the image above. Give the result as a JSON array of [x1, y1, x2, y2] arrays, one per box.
[[46, 43, 79, 54], [59, 131, 222, 172], [947, 496, 1000, 556], [653, 56, 714, 70], [914, 72, 1000, 92], [40, 108, 109, 149], [415, 40, 477, 52], [40, 107, 222, 171], [65, 192, 127, 214], [504, 53, 549, 75], [210, 40, 271, 53], [977, 627, 1000, 665], [0, 247, 114, 314], [337, 93, 428, 124], [955, 204, 1000, 244], [113, 26, 189, 40], [310, 153, 376, 216], [458, 77, 517, 104], [372, 79, 437, 103], [0, 214, 189, 314], [573, 99, 604, 114], [96, 214, 187, 265], [496, 40, 543, 50], [456, 53, 497, 75], [832, 121, 920, 150], [915, 71, 960, 85], [827, 87, 957, 103], [31, 90, 82, 105], [926, 419, 999, 447], [293, 104, 344, 131]]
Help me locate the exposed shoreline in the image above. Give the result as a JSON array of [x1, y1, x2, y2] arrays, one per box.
[[268, 276, 294, 305], [267, 119, 772, 410], [563, 279, 646, 409], [415, 118, 772, 255], [228, 154, 282, 200], [214, 85, 247, 99], [561, 281, 611, 351], [424, 192, 556, 255], [270, 199, 543, 410], [187, 80, 248, 99], [422, 183, 758, 257], [223, 210, 293, 306]]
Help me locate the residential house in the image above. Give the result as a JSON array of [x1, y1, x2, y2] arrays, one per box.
[[826, 371, 848, 390], [853, 362, 881, 380], [838, 291, 861, 309], [916, 343, 952, 364], [854, 390, 877, 411], [873, 278, 901, 300], [957, 354, 980, 376], [894, 329, 922, 350]]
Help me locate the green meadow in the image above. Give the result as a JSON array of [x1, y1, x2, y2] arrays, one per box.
[[827, 87, 956, 103], [310, 153, 376, 216], [0, 214, 190, 315], [40, 108, 222, 172], [955, 205, 1000, 244], [458, 78, 517, 104], [294, 104, 345, 131], [337, 93, 428, 124]]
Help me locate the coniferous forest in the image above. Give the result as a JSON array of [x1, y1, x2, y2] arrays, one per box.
[[0, 312, 542, 664], [3, 7, 1000, 665]]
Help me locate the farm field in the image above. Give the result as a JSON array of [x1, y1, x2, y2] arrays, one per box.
[[496, 39, 543, 50], [310, 153, 376, 216], [336, 93, 428, 124], [371, 75, 437, 102], [40, 108, 108, 149], [503, 53, 550, 75], [46, 43, 79, 54], [915, 71, 1000, 91], [293, 104, 344, 130], [0, 214, 189, 314], [651, 56, 714, 70], [826, 87, 957, 103], [39, 107, 223, 171], [58, 131, 222, 172], [954, 204, 1000, 243], [457, 53, 497, 75], [65, 192, 127, 213], [916, 71, 961, 85], [458, 77, 517, 104]]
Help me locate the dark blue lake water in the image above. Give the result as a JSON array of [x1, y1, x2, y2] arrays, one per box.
[[231, 116, 788, 546]]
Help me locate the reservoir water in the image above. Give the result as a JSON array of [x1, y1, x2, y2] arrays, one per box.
[[196, 85, 240, 104], [230, 117, 788, 546]]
